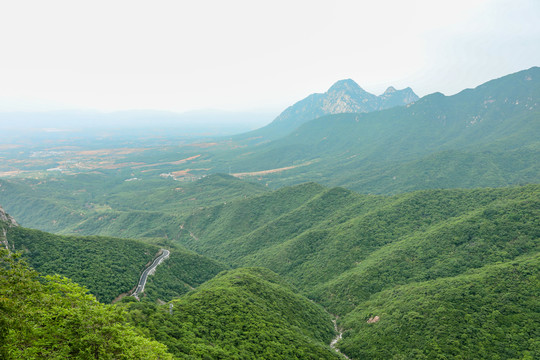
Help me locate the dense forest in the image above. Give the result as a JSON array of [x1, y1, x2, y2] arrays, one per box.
[[2, 221, 226, 303], [122, 267, 341, 359], [0, 173, 267, 237], [0, 67, 539, 359], [2, 182, 538, 358], [174, 183, 540, 358], [339, 253, 540, 359], [0, 247, 174, 359]]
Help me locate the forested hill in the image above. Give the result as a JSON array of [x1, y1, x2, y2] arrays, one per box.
[[1, 209, 226, 303], [214, 67, 540, 192], [1, 67, 539, 359], [2, 180, 538, 358], [338, 252, 540, 359], [0, 173, 267, 236], [0, 247, 174, 359], [176, 182, 540, 358], [123, 267, 341, 359]]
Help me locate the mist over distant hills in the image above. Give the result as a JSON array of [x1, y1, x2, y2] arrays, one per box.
[[0, 77, 418, 143], [0, 108, 275, 137], [238, 78, 419, 142]]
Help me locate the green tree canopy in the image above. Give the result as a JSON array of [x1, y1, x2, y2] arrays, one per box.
[[0, 248, 173, 359]]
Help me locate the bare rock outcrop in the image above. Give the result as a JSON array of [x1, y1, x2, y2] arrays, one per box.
[[0, 205, 18, 227]]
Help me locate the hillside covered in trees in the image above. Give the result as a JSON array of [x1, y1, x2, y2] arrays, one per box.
[[1, 67, 539, 359], [123, 267, 341, 359], [0, 247, 174, 359], [1, 213, 226, 303]]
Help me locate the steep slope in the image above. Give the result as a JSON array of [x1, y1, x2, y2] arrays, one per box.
[[338, 253, 540, 359], [4, 224, 157, 303], [141, 246, 227, 302], [1, 208, 226, 303], [178, 183, 540, 308], [0, 248, 174, 359], [237, 78, 418, 142], [176, 183, 540, 358], [178, 182, 329, 256], [124, 267, 341, 359]]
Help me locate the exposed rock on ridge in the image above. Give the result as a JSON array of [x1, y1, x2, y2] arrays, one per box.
[[0, 205, 18, 227], [261, 79, 419, 139], [235, 77, 419, 142], [0, 205, 17, 251]]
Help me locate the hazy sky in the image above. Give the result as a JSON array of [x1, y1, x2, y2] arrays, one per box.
[[1, 0, 539, 113]]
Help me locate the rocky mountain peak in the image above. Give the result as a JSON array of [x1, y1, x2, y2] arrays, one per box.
[[379, 86, 420, 107], [327, 79, 367, 95], [240, 77, 419, 142]]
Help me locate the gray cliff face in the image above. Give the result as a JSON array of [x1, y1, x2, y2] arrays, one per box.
[[322, 79, 379, 113], [270, 79, 419, 134], [0, 205, 17, 251], [379, 86, 419, 108], [0, 205, 18, 227]]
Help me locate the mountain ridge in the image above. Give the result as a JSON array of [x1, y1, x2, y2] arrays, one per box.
[[216, 66, 540, 192], [237, 78, 419, 142]]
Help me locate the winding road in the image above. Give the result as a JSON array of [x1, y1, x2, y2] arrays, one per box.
[[132, 249, 170, 299]]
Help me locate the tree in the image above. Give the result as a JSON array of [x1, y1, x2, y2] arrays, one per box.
[[0, 248, 173, 359]]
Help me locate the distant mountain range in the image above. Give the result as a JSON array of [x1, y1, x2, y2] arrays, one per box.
[[237, 79, 418, 142], [218, 67, 540, 192]]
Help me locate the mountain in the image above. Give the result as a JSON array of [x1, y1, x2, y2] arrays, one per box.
[[174, 182, 540, 358], [3, 179, 539, 358], [237, 78, 418, 142], [338, 252, 540, 359], [214, 66, 540, 192], [0, 205, 17, 228], [177, 183, 540, 304], [1, 67, 540, 358]]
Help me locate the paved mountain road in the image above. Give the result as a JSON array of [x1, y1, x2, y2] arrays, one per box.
[[132, 249, 170, 299]]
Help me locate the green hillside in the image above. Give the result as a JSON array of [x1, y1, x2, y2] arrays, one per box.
[[3, 180, 538, 358], [173, 183, 539, 358], [338, 253, 540, 359], [4, 225, 158, 303], [178, 182, 329, 257], [0, 247, 174, 359], [141, 246, 227, 303], [1, 214, 225, 303], [178, 184, 539, 295], [234, 78, 418, 142], [208, 67, 540, 192], [0, 173, 267, 236], [1, 67, 539, 359], [124, 267, 341, 359], [1, 68, 539, 240]]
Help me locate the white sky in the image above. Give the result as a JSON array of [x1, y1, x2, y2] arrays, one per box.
[[0, 0, 539, 113]]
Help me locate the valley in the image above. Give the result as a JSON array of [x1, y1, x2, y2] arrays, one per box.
[[1, 67, 539, 359]]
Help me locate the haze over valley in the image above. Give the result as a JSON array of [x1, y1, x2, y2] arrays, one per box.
[[1, 1, 539, 359]]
